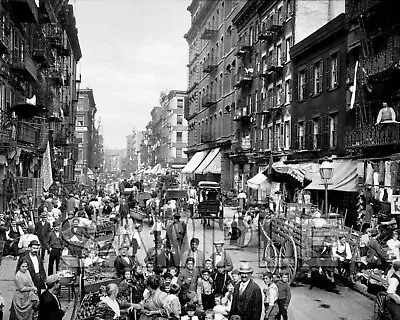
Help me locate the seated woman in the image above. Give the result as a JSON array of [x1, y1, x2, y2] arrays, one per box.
[[95, 283, 132, 320], [132, 275, 168, 320]]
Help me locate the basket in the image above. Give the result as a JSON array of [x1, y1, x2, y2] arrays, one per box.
[[130, 208, 146, 221]]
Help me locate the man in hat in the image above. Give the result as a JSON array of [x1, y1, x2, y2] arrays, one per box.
[[48, 220, 65, 275], [38, 274, 68, 320], [387, 260, 400, 318], [166, 212, 189, 256], [66, 193, 76, 216], [114, 245, 137, 278], [18, 224, 39, 256], [6, 219, 24, 260], [230, 261, 262, 320], [155, 241, 180, 270], [366, 228, 391, 271], [213, 261, 231, 295], [35, 212, 51, 260], [181, 237, 205, 270], [19, 240, 47, 292], [178, 257, 200, 302], [209, 240, 233, 272], [144, 237, 164, 265]]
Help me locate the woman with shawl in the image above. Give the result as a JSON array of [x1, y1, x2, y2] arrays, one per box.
[[9, 259, 39, 320]]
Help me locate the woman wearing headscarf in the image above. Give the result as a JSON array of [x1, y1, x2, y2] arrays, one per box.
[[95, 283, 133, 320]]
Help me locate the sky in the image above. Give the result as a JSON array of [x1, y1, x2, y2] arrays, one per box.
[[72, 0, 191, 149]]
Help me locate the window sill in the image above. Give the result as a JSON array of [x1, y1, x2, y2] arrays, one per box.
[[297, 99, 306, 103], [311, 92, 322, 98]]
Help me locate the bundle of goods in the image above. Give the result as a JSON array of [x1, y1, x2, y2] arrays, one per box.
[[130, 207, 146, 221], [75, 290, 103, 320]]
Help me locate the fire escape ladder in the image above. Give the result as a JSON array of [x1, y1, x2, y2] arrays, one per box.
[[358, 15, 373, 59]]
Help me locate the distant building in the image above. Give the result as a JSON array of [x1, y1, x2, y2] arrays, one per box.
[[76, 88, 97, 185]]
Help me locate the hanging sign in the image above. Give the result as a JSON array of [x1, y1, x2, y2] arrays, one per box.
[[392, 195, 400, 215]]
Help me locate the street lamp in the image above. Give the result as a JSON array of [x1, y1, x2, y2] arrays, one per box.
[[319, 159, 333, 217]]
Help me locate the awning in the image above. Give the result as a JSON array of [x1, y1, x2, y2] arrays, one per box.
[[305, 160, 359, 192], [195, 148, 220, 174], [202, 149, 221, 174], [272, 161, 308, 183], [181, 150, 209, 174], [247, 172, 269, 190], [150, 164, 162, 174]]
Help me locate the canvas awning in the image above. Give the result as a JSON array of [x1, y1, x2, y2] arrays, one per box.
[[202, 149, 221, 174], [181, 150, 209, 174], [305, 160, 359, 192], [194, 148, 220, 174], [247, 172, 269, 190], [272, 161, 307, 183]]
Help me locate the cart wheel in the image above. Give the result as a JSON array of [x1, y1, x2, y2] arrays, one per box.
[[279, 236, 298, 283], [374, 292, 392, 320], [264, 237, 278, 273]]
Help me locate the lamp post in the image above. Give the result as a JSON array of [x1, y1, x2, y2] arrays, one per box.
[[319, 159, 333, 217]]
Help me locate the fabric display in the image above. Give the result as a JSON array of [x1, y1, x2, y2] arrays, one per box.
[[385, 161, 391, 188], [391, 161, 398, 190], [365, 162, 374, 186], [378, 162, 385, 185]]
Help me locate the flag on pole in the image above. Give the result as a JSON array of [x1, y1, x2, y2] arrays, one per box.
[[349, 61, 359, 110], [42, 141, 53, 191]]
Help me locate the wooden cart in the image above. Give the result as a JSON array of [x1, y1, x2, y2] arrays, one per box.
[[261, 207, 360, 283]]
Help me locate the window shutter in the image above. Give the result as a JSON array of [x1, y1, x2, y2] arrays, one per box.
[[288, 79, 292, 102], [307, 120, 313, 150], [326, 57, 331, 90], [296, 73, 299, 101], [293, 123, 299, 150], [304, 68, 308, 97], [319, 61, 324, 93], [309, 66, 314, 96], [322, 116, 330, 148], [280, 86, 285, 106], [318, 117, 322, 149], [282, 39, 287, 63]]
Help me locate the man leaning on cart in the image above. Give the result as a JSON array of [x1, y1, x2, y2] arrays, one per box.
[[387, 260, 400, 318]]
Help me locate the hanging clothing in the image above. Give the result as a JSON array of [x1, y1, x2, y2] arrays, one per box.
[[366, 163, 374, 186], [385, 161, 392, 188]]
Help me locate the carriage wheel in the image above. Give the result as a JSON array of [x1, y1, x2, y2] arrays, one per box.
[[279, 236, 298, 283], [374, 292, 392, 320], [264, 237, 278, 273]]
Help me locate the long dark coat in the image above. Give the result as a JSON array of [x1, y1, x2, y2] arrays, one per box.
[[230, 279, 263, 320]]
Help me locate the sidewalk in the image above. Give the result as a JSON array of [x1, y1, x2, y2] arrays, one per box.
[[0, 255, 76, 320]]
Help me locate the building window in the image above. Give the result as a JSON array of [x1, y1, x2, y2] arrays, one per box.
[[298, 122, 305, 150], [267, 126, 273, 150], [330, 53, 339, 88], [275, 123, 281, 149], [313, 118, 319, 149], [313, 60, 323, 94], [298, 69, 306, 101], [177, 115, 183, 125], [276, 84, 282, 107], [287, 0, 294, 18], [285, 36, 292, 62], [329, 114, 338, 148], [284, 121, 290, 149], [177, 131, 183, 142], [285, 79, 292, 104], [276, 43, 282, 66], [177, 99, 183, 109], [176, 148, 183, 158]]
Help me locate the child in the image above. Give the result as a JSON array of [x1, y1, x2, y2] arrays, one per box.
[[169, 266, 179, 285], [150, 215, 165, 241], [230, 269, 240, 284], [181, 303, 199, 320], [204, 310, 214, 320], [197, 269, 214, 311], [276, 271, 291, 320], [212, 294, 229, 320], [204, 259, 215, 275]]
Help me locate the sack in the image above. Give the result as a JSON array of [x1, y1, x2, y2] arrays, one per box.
[[62, 247, 69, 256]]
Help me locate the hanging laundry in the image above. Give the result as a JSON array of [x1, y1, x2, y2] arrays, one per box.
[[385, 161, 392, 187], [366, 162, 374, 186], [378, 161, 385, 185], [357, 162, 365, 179], [373, 171, 380, 199], [391, 161, 399, 188]]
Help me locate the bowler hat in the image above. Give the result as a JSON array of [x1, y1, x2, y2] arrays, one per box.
[[190, 238, 199, 244], [46, 274, 60, 286], [213, 239, 224, 245], [29, 240, 40, 247], [186, 257, 195, 264]]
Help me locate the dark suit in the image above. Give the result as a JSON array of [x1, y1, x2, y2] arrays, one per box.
[[155, 250, 180, 269], [114, 255, 136, 277], [35, 220, 51, 259], [19, 252, 46, 292], [230, 279, 262, 320], [38, 290, 65, 320], [48, 231, 65, 275]]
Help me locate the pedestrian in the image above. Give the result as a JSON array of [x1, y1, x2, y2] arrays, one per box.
[[262, 272, 279, 320], [166, 213, 189, 256], [163, 283, 181, 320], [386, 260, 400, 319], [0, 212, 8, 265], [178, 257, 199, 304], [213, 262, 231, 296], [150, 215, 166, 242], [276, 271, 291, 320], [155, 241, 180, 271], [35, 212, 51, 260], [237, 211, 248, 248], [18, 225, 39, 257], [210, 240, 233, 272], [37, 275, 68, 320], [181, 237, 205, 270], [6, 220, 24, 260], [47, 220, 64, 275], [197, 269, 214, 311], [229, 262, 262, 320], [237, 190, 247, 210], [114, 245, 137, 278], [9, 259, 39, 320], [18, 240, 47, 293]]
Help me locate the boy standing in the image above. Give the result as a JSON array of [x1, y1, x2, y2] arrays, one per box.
[[276, 271, 291, 320]]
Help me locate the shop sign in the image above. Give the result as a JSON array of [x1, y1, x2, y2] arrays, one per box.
[[241, 136, 251, 151]]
